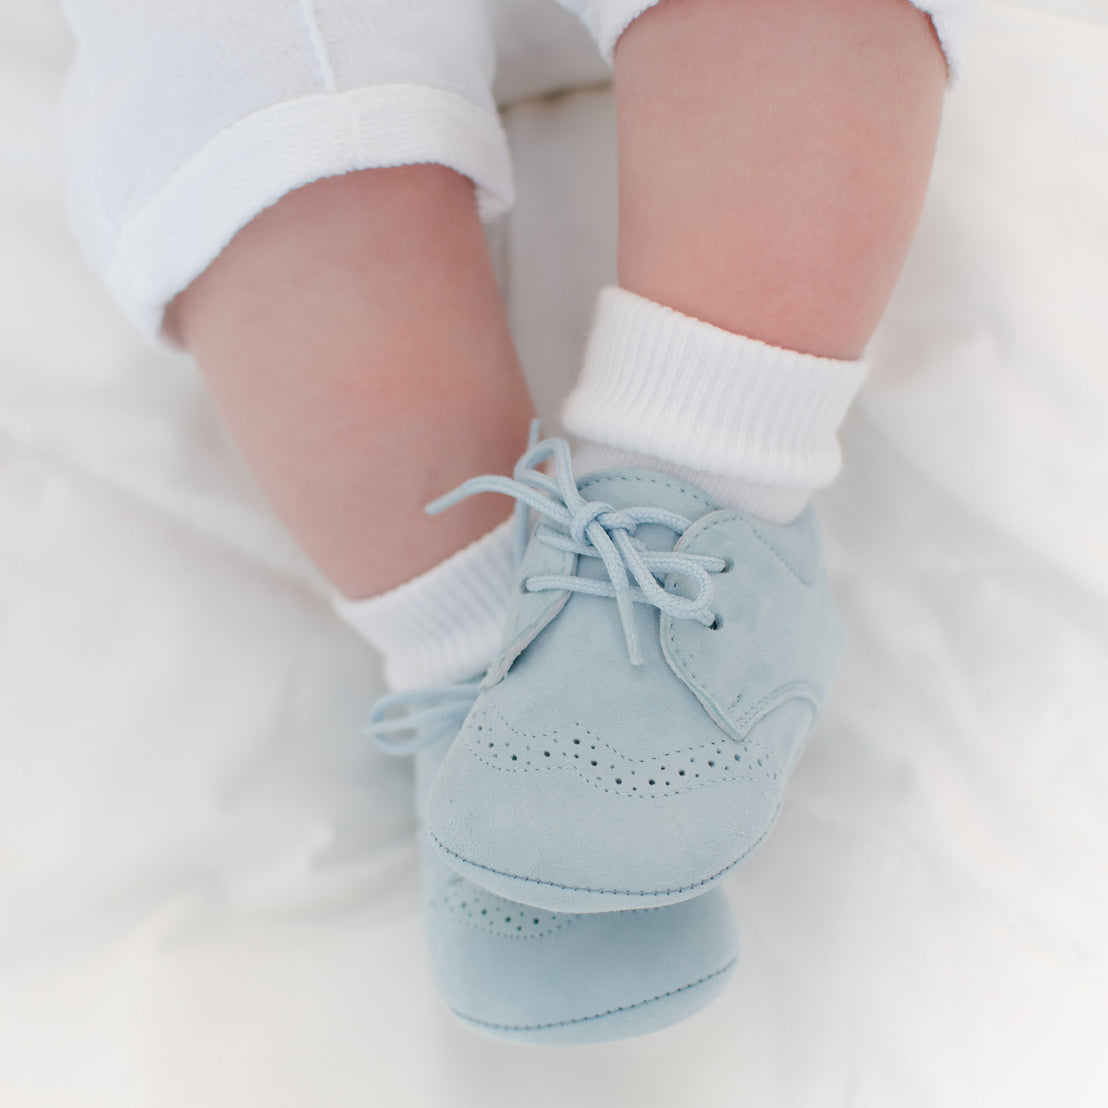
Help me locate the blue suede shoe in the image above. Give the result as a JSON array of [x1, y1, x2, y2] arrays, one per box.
[[368, 683, 740, 1045], [423, 435, 843, 913]]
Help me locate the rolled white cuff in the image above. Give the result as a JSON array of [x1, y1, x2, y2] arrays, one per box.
[[77, 85, 513, 346], [561, 0, 659, 62], [556, 0, 976, 81]]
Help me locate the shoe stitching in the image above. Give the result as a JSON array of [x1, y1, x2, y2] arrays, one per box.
[[731, 681, 822, 729], [676, 510, 822, 586], [663, 514, 827, 728], [576, 471, 718, 513], [427, 812, 778, 900], [429, 884, 573, 939], [509, 545, 574, 637], [477, 696, 754, 762], [744, 516, 822, 586], [491, 472, 715, 680], [468, 700, 781, 799], [448, 956, 738, 1033], [431, 910, 573, 941], [488, 585, 571, 685], [664, 609, 822, 735], [437, 868, 675, 919]]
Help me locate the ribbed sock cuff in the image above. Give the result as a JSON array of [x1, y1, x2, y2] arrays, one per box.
[[334, 518, 516, 690], [562, 286, 867, 501]]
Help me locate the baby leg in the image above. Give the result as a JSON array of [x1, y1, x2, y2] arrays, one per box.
[[169, 165, 532, 601], [563, 0, 959, 517], [62, 0, 535, 686], [614, 0, 947, 361], [420, 0, 976, 911]]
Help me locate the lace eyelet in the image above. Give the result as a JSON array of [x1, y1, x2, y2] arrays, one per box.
[[709, 614, 723, 631]]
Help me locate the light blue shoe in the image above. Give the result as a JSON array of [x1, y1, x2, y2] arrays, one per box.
[[368, 683, 740, 1045], [424, 434, 843, 914]]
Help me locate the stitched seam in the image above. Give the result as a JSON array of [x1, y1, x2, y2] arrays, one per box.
[[434, 915, 570, 940], [470, 704, 773, 799], [470, 760, 755, 799], [477, 698, 744, 762], [666, 514, 822, 730], [491, 470, 715, 680], [685, 513, 814, 584], [432, 878, 674, 920], [747, 518, 821, 586], [430, 870, 575, 938], [428, 813, 778, 899], [449, 957, 738, 1032], [576, 471, 718, 512], [665, 612, 736, 737], [664, 517, 754, 726], [730, 682, 823, 725], [498, 552, 573, 660]]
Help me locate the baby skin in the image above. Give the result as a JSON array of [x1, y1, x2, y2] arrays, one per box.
[[170, 0, 945, 600], [169, 0, 946, 1040]]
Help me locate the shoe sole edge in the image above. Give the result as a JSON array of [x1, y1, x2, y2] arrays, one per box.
[[426, 816, 777, 913], [448, 954, 738, 1045]]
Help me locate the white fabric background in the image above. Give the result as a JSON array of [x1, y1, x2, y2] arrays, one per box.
[[1, 0, 1107, 1105]]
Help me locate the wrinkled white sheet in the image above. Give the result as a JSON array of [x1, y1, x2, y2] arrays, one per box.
[[1, 1, 1106, 1105]]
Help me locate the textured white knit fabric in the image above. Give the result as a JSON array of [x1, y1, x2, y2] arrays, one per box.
[[59, 0, 978, 345], [333, 518, 516, 691], [59, 0, 511, 344], [564, 287, 868, 522], [554, 0, 978, 79]]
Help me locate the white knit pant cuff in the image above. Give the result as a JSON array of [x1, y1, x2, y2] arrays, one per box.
[[334, 518, 516, 691], [92, 85, 512, 345], [563, 286, 867, 502], [555, 0, 976, 82]]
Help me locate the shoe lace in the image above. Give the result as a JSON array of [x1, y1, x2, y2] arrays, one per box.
[[426, 427, 726, 666], [365, 681, 483, 756]]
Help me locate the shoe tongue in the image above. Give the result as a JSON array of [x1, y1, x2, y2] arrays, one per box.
[[574, 467, 721, 523]]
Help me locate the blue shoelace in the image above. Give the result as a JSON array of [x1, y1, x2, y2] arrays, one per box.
[[427, 428, 726, 666], [366, 681, 483, 756]]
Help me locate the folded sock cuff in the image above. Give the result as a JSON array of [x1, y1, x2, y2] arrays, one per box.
[[334, 518, 515, 690], [562, 286, 868, 492]]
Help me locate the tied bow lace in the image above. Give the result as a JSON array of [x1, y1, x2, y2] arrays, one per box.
[[366, 681, 482, 755], [426, 425, 727, 667]]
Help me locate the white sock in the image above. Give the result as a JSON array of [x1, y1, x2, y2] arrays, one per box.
[[564, 287, 868, 524], [334, 518, 516, 691]]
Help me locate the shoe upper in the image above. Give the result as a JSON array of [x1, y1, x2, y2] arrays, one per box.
[[370, 651, 739, 1044], [426, 467, 843, 910], [416, 739, 739, 1044]]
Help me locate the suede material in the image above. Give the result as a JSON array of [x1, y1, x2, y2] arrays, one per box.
[[663, 506, 842, 740], [414, 737, 740, 1044], [484, 470, 722, 688], [426, 470, 842, 912], [483, 531, 573, 687]]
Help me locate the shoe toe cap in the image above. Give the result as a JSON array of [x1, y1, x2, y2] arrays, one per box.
[[425, 858, 740, 1044], [425, 698, 802, 911]]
